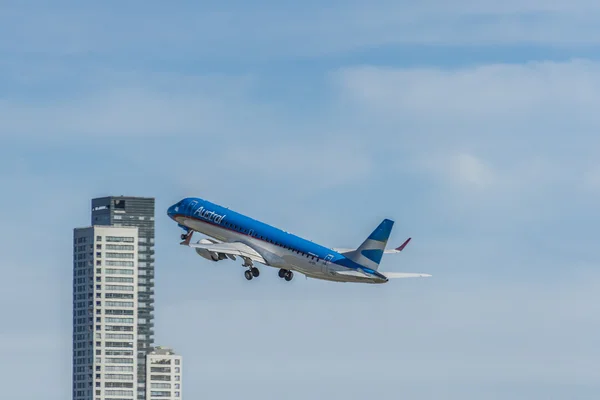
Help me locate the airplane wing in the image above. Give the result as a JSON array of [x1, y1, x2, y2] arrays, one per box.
[[333, 237, 412, 255], [187, 241, 267, 264]]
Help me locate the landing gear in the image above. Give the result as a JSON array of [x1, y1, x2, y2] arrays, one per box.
[[242, 257, 259, 280], [278, 269, 293, 281], [244, 268, 259, 280], [244, 270, 253, 280], [179, 229, 193, 245]]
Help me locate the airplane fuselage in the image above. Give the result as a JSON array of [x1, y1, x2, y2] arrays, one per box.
[[167, 197, 389, 283]]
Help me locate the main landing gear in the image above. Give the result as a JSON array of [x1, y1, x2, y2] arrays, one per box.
[[244, 267, 260, 281], [278, 269, 294, 281], [242, 257, 260, 281]]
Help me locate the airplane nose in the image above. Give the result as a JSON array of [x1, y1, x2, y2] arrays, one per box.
[[167, 203, 178, 218]]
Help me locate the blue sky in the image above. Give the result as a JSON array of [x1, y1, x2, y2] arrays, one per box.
[[2, 1, 600, 399]]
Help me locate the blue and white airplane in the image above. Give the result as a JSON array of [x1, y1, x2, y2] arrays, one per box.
[[167, 197, 431, 284]]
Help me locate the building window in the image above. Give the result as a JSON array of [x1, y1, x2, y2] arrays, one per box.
[[96, 236, 102, 241], [151, 383, 171, 389], [105, 285, 134, 291], [105, 269, 134, 275], [106, 261, 134, 267], [106, 236, 134, 243], [106, 252, 134, 259], [106, 244, 134, 251]]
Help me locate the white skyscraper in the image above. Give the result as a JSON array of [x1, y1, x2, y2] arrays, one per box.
[[72, 225, 140, 400], [146, 347, 183, 400]]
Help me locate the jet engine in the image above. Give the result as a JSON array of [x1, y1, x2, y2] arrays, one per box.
[[194, 238, 224, 261]]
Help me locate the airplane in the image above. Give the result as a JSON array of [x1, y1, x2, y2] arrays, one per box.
[[166, 197, 432, 284]]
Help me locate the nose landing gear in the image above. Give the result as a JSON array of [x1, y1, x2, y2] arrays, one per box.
[[179, 229, 193, 245]]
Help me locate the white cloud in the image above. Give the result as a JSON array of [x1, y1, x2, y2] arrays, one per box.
[[336, 59, 600, 127], [331, 58, 600, 228], [420, 152, 496, 188], [335, 59, 600, 187]]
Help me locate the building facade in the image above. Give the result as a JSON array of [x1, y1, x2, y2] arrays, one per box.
[[91, 196, 156, 399], [146, 347, 183, 400], [72, 226, 139, 400]]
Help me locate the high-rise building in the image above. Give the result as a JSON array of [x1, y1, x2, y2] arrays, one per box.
[[146, 347, 183, 400], [72, 225, 139, 400], [91, 196, 155, 399]]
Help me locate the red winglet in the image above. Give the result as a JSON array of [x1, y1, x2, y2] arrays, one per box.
[[395, 237, 411, 252]]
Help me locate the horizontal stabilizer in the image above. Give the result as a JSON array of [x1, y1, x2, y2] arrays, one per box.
[[380, 272, 431, 279]]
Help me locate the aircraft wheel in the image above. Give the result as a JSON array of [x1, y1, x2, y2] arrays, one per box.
[[180, 234, 187, 240], [278, 269, 286, 278], [251, 267, 260, 277], [284, 271, 293, 281], [244, 270, 253, 280]]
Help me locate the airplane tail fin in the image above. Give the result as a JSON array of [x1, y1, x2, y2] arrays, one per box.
[[345, 219, 394, 271]]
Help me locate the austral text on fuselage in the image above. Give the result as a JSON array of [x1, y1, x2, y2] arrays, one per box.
[[192, 204, 226, 224]]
